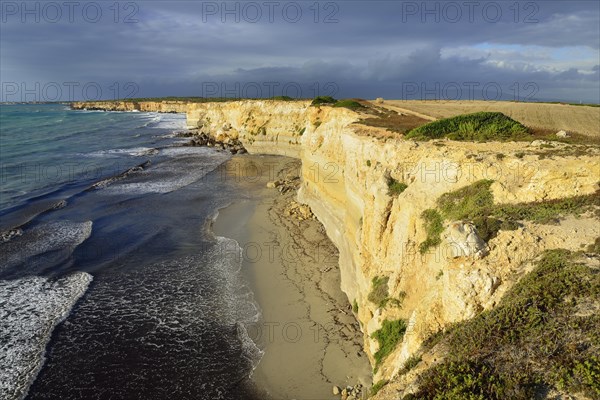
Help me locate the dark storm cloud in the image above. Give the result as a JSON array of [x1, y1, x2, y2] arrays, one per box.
[[1, 0, 598, 102]]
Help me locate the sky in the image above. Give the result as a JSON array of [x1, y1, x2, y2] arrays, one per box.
[[1, 0, 599, 103]]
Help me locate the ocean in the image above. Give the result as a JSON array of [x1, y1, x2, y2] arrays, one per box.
[[0, 104, 263, 400]]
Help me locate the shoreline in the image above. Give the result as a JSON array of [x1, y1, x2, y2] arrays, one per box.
[[212, 155, 372, 400]]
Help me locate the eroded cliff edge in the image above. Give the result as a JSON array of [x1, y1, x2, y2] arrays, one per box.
[[72, 100, 600, 396]]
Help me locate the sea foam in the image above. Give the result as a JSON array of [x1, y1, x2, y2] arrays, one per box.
[[0, 272, 93, 400], [101, 147, 230, 195], [0, 221, 93, 273]]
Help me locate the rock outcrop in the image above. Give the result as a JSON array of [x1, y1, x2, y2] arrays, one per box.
[[444, 221, 489, 259], [71, 100, 190, 115], [71, 100, 600, 393]]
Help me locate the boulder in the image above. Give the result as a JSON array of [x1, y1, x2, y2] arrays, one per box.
[[333, 386, 340, 395], [444, 221, 489, 259], [556, 130, 571, 138], [375, 97, 384, 104]]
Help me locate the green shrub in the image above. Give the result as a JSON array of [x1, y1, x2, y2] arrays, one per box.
[[368, 276, 390, 308], [419, 209, 444, 254], [271, 95, 294, 101], [352, 299, 359, 313], [311, 96, 337, 106], [495, 191, 600, 224], [437, 180, 494, 220], [399, 354, 422, 375], [413, 361, 512, 400], [371, 380, 389, 396], [435, 179, 504, 243], [570, 357, 600, 396], [471, 217, 519, 242], [333, 99, 364, 109], [388, 177, 408, 196], [366, 160, 372, 167], [373, 319, 408, 368], [406, 112, 530, 142]]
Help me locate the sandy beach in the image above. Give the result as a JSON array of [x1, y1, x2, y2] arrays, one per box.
[[213, 155, 372, 400]]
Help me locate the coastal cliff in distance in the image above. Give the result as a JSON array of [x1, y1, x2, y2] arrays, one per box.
[[72, 100, 190, 114], [71, 100, 600, 398]]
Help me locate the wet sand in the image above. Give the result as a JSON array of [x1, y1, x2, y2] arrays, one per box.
[[212, 155, 372, 400]]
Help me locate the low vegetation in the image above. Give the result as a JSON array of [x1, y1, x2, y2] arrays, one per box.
[[368, 276, 406, 309], [405, 112, 530, 142], [368, 276, 390, 308], [373, 319, 409, 369], [310, 96, 367, 110], [528, 127, 600, 146], [388, 177, 408, 196], [399, 354, 423, 376], [408, 249, 600, 399], [270, 95, 295, 101], [333, 99, 364, 110], [419, 209, 444, 254], [419, 180, 599, 253], [371, 380, 390, 396], [310, 96, 337, 106], [359, 104, 430, 136], [495, 191, 600, 224]]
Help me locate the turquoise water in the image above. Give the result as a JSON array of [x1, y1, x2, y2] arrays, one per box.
[[0, 104, 184, 211], [0, 104, 264, 400]]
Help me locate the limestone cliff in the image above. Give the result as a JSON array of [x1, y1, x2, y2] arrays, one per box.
[[71, 100, 600, 395], [71, 100, 190, 115]]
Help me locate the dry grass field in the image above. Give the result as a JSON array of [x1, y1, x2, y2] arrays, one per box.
[[373, 100, 600, 137]]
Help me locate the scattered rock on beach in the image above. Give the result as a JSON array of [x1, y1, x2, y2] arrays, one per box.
[[335, 385, 361, 399], [284, 201, 314, 220], [267, 174, 301, 194], [184, 131, 247, 154]]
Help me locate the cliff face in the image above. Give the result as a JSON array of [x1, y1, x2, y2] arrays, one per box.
[[71, 101, 190, 117], [71, 100, 600, 388], [186, 100, 317, 157], [297, 123, 599, 380]]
